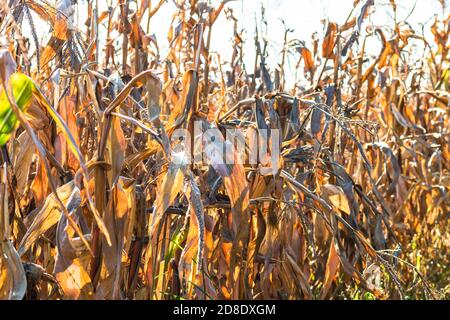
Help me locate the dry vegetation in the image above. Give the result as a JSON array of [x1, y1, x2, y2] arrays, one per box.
[[0, 0, 448, 300]]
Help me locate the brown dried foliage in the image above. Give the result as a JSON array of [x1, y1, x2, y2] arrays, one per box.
[[0, 0, 448, 300]]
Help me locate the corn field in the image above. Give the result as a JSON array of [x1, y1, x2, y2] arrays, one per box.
[[0, 0, 448, 300]]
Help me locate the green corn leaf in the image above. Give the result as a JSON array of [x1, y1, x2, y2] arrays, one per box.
[[0, 72, 35, 146]]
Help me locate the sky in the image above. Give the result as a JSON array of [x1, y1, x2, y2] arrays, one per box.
[[145, 0, 446, 59], [19, 0, 449, 81]]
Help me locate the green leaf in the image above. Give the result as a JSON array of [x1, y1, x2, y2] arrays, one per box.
[[0, 72, 35, 146]]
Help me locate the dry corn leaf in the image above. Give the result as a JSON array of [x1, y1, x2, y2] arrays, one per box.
[[18, 181, 81, 256]]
